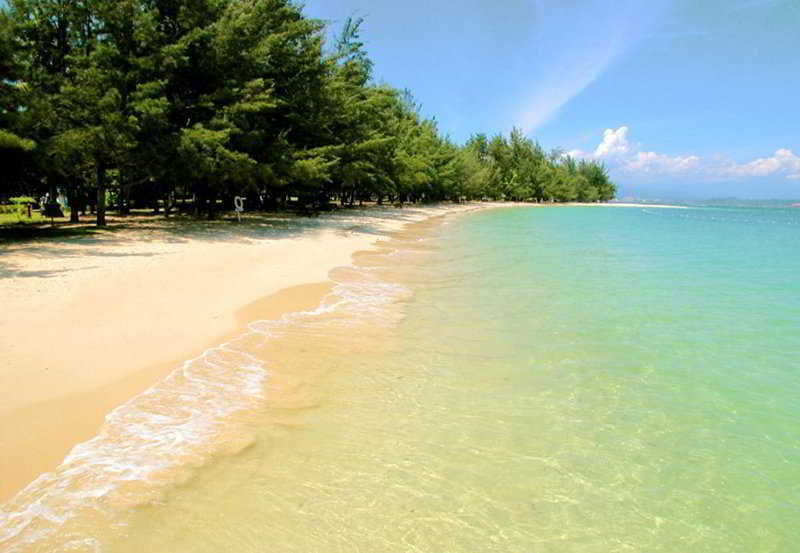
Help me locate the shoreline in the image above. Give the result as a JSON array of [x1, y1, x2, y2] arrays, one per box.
[[0, 203, 500, 503]]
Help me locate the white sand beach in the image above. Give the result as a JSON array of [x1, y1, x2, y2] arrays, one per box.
[[0, 204, 495, 502]]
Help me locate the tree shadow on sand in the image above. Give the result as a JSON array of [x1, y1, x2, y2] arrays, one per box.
[[0, 206, 445, 277], [0, 262, 101, 280]]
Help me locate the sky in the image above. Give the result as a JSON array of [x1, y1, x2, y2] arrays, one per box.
[[301, 0, 800, 199]]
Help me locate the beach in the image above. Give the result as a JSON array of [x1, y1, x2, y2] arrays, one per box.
[[1, 203, 798, 552], [2, 0, 793, 547], [0, 204, 493, 504]]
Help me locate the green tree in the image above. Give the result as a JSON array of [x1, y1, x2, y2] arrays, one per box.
[[0, 9, 37, 199]]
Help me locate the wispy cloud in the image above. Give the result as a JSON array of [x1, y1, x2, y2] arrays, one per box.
[[570, 126, 800, 181], [517, 0, 666, 131]]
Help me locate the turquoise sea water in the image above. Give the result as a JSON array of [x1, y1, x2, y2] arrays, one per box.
[[3, 205, 799, 552], [397, 205, 800, 551]]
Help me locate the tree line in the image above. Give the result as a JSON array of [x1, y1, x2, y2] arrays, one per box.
[[0, 0, 616, 226]]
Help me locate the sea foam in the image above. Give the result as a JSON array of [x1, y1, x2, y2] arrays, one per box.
[[0, 257, 408, 553]]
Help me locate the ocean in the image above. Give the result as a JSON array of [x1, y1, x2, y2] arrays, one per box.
[[2, 205, 798, 552]]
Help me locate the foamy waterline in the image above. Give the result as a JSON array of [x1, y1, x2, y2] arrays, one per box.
[[0, 345, 265, 550], [0, 204, 495, 552], [2, 274, 414, 552]]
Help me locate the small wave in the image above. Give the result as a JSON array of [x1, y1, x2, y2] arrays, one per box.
[[0, 262, 410, 552], [0, 340, 267, 552]]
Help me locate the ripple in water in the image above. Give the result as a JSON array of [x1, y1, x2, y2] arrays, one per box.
[[0, 255, 411, 552]]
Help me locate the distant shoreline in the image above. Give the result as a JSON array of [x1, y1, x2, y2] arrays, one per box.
[[568, 201, 688, 209]]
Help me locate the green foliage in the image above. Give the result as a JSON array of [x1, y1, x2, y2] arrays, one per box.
[[0, 129, 35, 151], [0, 196, 46, 224], [10, 196, 36, 204], [178, 125, 255, 183], [0, 0, 616, 214], [0, 209, 46, 224]]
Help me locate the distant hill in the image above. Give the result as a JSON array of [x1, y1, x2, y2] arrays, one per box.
[[685, 198, 800, 208], [614, 197, 800, 208]]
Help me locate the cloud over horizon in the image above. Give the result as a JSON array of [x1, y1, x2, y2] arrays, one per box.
[[570, 126, 800, 182]]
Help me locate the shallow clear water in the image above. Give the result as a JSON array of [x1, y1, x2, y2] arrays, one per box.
[[3, 205, 799, 552]]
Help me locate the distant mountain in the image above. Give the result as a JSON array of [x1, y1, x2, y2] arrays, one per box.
[[614, 197, 800, 208], [684, 198, 800, 208]]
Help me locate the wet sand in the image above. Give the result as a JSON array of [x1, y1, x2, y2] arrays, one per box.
[[0, 205, 495, 502]]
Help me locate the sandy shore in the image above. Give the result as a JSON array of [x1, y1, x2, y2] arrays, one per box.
[[0, 203, 495, 502]]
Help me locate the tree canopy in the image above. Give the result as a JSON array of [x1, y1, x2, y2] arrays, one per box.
[[0, 0, 616, 225]]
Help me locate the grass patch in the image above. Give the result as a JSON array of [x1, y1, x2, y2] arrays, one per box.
[[0, 210, 48, 225]]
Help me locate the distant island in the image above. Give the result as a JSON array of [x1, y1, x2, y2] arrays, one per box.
[[615, 197, 800, 208]]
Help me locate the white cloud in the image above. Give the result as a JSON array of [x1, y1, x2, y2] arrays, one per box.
[[721, 148, 800, 178], [594, 126, 632, 157], [571, 126, 699, 175], [570, 126, 800, 182], [623, 151, 700, 174]]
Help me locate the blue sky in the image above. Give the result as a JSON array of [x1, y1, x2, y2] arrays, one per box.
[[302, 0, 800, 199]]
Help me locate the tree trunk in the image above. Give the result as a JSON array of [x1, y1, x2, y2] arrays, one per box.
[[207, 191, 215, 219], [194, 191, 203, 218], [96, 161, 107, 227], [118, 170, 131, 215], [68, 185, 80, 223]]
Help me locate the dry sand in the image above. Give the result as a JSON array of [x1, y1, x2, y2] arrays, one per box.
[[0, 204, 495, 502]]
